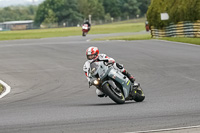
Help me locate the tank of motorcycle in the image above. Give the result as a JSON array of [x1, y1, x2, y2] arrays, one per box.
[[107, 68, 131, 98]]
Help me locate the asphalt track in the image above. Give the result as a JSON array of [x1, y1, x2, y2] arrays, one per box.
[[0, 32, 200, 133]]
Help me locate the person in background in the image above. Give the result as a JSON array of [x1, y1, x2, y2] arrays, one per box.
[[83, 20, 91, 31], [145, 20, 149, 32]]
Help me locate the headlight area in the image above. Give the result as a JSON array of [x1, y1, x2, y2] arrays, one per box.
[[92, 79, 100, 86]]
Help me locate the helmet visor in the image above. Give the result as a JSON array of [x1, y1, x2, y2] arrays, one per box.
[[87, 54, 96, 60]]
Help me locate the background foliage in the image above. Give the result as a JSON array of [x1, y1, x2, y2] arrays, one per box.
[[0, 5, 37, 22], [147, 0, 200, 28], [0, 0, 150, 27]]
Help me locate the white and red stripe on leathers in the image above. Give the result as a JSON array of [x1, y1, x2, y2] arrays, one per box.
[[83, 54, 115, 82]]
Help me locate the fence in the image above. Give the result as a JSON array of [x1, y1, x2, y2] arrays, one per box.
[[151, 20, 200, 38]]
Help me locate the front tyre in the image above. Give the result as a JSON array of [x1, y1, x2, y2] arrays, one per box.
[[102, 83, 125, 104]]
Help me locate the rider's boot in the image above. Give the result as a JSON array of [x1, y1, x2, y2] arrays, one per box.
[[122, 70, 135, 83], [115, 63, 135, 83]]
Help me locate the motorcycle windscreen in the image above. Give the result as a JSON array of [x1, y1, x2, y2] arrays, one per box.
[[90, 62, 100, 76]]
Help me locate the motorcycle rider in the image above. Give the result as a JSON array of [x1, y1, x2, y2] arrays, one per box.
[[83, 20, 91, 31], [83, 46, 135, 97]]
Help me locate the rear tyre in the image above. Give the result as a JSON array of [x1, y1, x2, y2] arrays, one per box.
[[133, 86, 145, 102], [102, 83, 125, 104], [82, 32, 86, 36]]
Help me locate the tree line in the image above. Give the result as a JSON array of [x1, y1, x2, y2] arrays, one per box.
[[0, 5, 37, 22], [0, 0, 150, 27], [147, 0, 200, 28], [35, 0, 150, 27]]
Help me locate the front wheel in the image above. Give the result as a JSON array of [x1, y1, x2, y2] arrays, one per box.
[[102, 83, 125, 104]]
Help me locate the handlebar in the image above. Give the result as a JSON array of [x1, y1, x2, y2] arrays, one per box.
[[90, 59, 113, 66]]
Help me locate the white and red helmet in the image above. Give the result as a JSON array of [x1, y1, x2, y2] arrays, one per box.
[[86, 46, 99, 60]]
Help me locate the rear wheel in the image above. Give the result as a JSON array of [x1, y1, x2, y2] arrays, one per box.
[[82, 32, 87, 36], [102, 83, 125, 104], [133, 86, 145, 102]]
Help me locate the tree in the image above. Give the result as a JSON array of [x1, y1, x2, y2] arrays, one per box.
[[77, 0, 105, 20], [57, 0, 83, 26], [119, 0, 141, 19], [194, 0, 200, 20], [104, 13, 112, 23], [147, 0, 172, 28], [147, 0, 200, 28], [34, 0, 64, 26], [42, 9, 58, 27], [101, 0, 121, 19], [34, 0, 83, 27], [138, 0, 151, 17], [0, 6, 37, 22]]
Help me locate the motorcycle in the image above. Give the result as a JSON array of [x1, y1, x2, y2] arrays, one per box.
[[82, 24, 89, 36], [146, 24, 150, 32], [88, 60, 145, 104]]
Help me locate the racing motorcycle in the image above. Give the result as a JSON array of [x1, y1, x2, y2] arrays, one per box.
[[88, 60, 145, 104], [82, 24, 89, 36]]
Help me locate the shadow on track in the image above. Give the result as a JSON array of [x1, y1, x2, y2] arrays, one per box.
[[70, 101, 141, 107]]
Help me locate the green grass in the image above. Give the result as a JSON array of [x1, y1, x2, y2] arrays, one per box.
[[91, 23, 145, 34], [0, 21, 145, 41], [159, 37, 200, 45], [0, 27, 82, 40], [0, 84, 4, 94], [93, 33, 200, 46], [93, 34, 151, 41], [1, 18, 199, 46]]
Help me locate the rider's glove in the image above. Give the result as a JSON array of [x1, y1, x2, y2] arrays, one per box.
[[103, 59, 109, 66]]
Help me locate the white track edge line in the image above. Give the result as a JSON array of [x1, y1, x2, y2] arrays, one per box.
[[124, 125, 200, 133], [0, 80, 11, 98]]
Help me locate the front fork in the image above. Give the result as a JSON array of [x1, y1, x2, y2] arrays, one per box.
[[101, 80, 122, 94]]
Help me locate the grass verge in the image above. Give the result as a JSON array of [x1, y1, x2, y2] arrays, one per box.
[[158, 37, 200, 45], [93, 34, 200, 46], [0, 21, 145, 41]]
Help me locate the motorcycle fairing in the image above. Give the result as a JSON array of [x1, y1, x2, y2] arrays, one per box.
[[108, 68, 131, 98]]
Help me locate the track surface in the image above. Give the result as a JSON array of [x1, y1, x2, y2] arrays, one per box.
[[0, 33, 200, 133]]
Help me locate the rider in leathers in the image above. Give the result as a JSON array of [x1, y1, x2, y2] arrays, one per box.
[[83, 20, 91, 31], [83, 46, 135, 97]]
